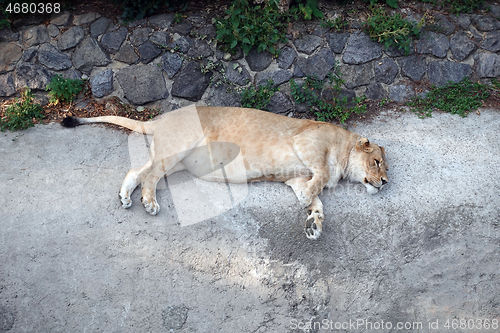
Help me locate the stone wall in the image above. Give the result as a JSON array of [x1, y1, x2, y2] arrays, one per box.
[[2, 8, 500, 114]]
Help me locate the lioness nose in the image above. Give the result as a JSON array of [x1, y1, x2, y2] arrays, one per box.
[[381, 178, 388, 185]]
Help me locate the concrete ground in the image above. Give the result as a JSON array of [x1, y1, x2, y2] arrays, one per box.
[[0, 108, 499, 332]]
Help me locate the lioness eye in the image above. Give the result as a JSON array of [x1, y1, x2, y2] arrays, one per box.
[[374, 159, 380, 167]]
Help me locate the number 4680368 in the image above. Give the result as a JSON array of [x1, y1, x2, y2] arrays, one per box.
[[5, 3, 60, 14]]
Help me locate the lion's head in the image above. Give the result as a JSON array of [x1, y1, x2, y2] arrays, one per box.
[[348, 138, 389, 194]]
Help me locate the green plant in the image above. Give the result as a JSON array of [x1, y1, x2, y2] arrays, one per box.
[[295, 0, 324, 20], [215, 0, 289, 55], [320, 16, 348, 31], [291, 68, 367, 123], [365, 7, 421, 56], [363, 0, 398, 9], [241, 80, 278, 111], [174, 12, 183, 24], [407, 78, 489, 118], [45, 74, 84, 105], [417, 0, 482, 13], [1, 88, 44, 132], [117, 0, 188, 21]]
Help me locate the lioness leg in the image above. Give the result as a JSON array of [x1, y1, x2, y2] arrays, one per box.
[[119, 160, 185, 209], [119, 160, 152, 208], [141, 155, 192, 215], [291, 134, 330, 206], [285, 177, 325, 239]]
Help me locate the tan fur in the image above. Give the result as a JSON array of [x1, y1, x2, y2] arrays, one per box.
[[64, 106, 389, 239]]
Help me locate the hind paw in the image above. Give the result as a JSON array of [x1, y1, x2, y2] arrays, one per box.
[[304, 209, 324, 240], [119, 191, 132, 209]]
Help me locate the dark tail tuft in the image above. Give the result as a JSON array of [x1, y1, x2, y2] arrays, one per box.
[[61, 117, 80, 128]]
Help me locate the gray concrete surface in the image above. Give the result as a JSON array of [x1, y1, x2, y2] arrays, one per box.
[[0, 108, 499, 332]]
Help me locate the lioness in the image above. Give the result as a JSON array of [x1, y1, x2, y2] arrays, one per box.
[[61, 106, 389, 239]]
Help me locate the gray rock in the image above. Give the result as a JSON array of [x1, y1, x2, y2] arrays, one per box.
[[313, 25, 329, 38], [255, 70, 292, 87], [474, 53, 500, 78], [73, 12, 101, 25], [206, 83, 242, 107], [389, 84, 415, 102], [341, 62, 374, 89], [150, 31, 170, 47], [197, 24, 217, 39], [22, 25, 50, 48], [296, 54, 333, 81], [294, 35, 322, 55], [115, 43, 139, 64], [60, 69, 82, 80], [224, 61, 251, 86], [128, 19, 147, 29], [168, 37, 193, 54], [267, 91, 294, 114], [481, 31, 500, 53], [148, 13, 175, 30], [0, 43, 22, 74], [293, 64, 304, 78], [171, 21, 193, 36], [326, 32, 349, 54], [471, 15, 500, 31], [0, 29, 19, 42], [38, 43, 72, 70], [116, 64, 169, 105], [50, 12, 72, 27], [47, 24, 60, 38], [364, 83, 387, 100], [161, 52, 183, 79], [187, 15, 205, 28], [14, 62, 53, 90], [245, 48, 273, 72], [384, 44, 415, 57], [278, 46, 297, 69], [22, 48, 37, 62], [375, 57, 398, 85], [451, 30, 478, 61], [432, 13, 456, 35], [316, 47, 335, 66], [101, 27, 128, 54], [72, 37, 111, 74], [490, 5, 500, 19], [171, 62, 211, 101], [91, 17, 112, 37], [187, 39, 214, 58], [130, 27, 152, 47], [427, 61, 472, 87], [0, 72, 16, 97], [138, 41, 161, 64], [343, 31, 382, 65], [322, 87, 356, 107], [416, 31, 449, 58], [90, 69, 114, 98], [456, 14, 471, 29], [398, 54, 427, 81], [57, 26, 84, 51]]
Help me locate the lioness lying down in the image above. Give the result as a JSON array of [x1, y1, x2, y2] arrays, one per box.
[[61, 106, 389, 239]]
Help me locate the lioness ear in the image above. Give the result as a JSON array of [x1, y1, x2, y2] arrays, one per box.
[[356, 138, 373, 153]]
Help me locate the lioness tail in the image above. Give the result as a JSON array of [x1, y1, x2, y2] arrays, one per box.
[[61, 116, 158, 134]]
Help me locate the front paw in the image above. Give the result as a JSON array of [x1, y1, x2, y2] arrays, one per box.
[[142, 196, 160, 215], [304, 209, 324, 240]]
